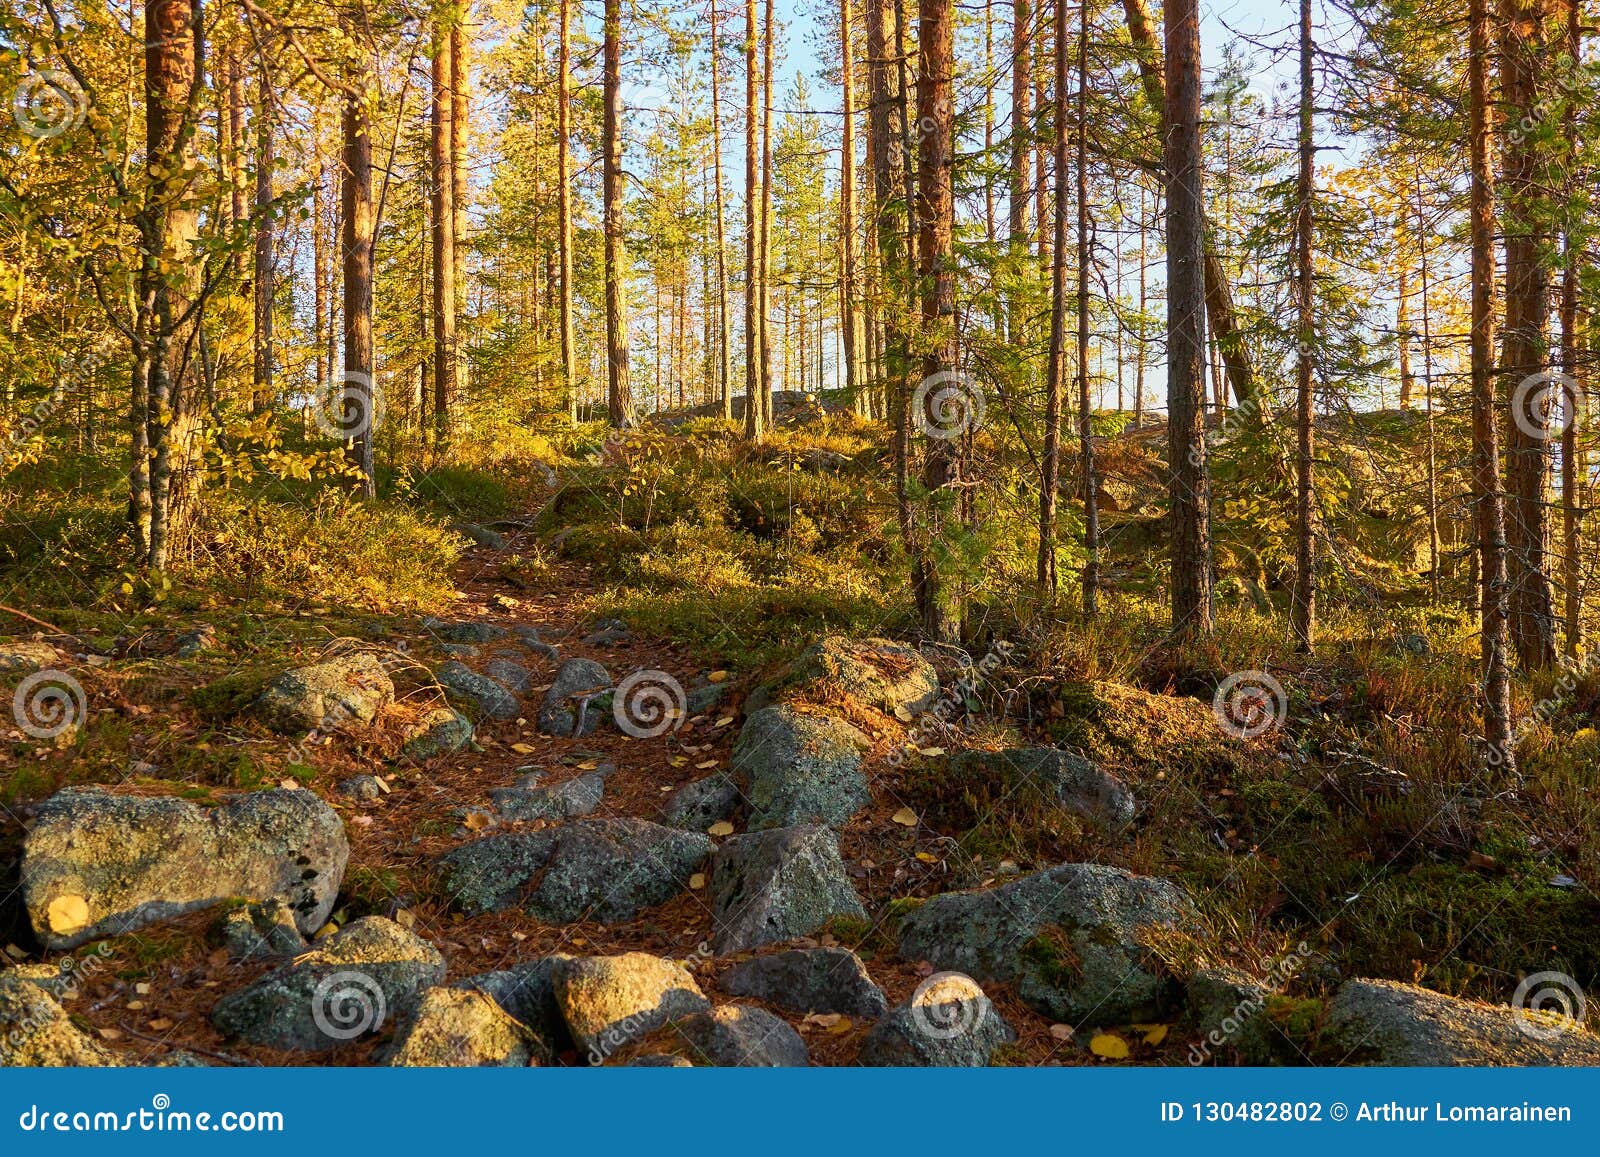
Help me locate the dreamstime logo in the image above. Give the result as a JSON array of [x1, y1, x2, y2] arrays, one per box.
[[12, 70, 87, 139], [12, 669, 87, 740], [310, 971, 387, 1041], [314, 371, 384, 440], [912, 371, 984, 440], [612, 669, 686, 738], [1510, 371, 1582, 443], [1512, 970, 1587, 1042], [1211, 669, 1286, 740], [908, 971, 989, 1040]]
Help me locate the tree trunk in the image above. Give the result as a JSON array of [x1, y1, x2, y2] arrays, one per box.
[[252, 61, 275, 413], [710, 0, 733, 419], [341, 76, 376, 496], [840, 0, 863, 413], [1560, 0, 1584, 656], [559, 0, 578, 419], [1039, 0, 1067, 593], [1075, 0, 1097, 614], [1290, 0, 1316, 652], [603, 0, 632, 427], [743, 0, 763, 437], [1163, 0, 1211, 638], [759, 0, 777, 430], [1007, 0, 1031, 344], [1470, 0, 1516, 771]]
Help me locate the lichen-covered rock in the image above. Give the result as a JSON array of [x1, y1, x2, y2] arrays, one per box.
[[456, 957, 573, 1047], [552, 953, 711, 1062], [436, 831, 560, 915], [896, 862, 1195, 1025], [720, 947, 887, 1017], [663, 1005, 809, 1066], [384, 987, 547, 1067], [661, 774, 740, 831], [210, 917, 445, 1052], [23, 787, 348, 950], [219, 899, 307, 962], [948, 748, 1135, 830], [484, 659, 533, 693], [255, 652, 394, 733], [1184, 968, 1280, 1065], [449, 522, 506, 550], [732, 706, 870, 830], [525, 819, 711, 924], [1322, 979, 1600, 1066], [709, 825, 867, 953], [401, 707, 474, 760], [436, 661, 520, 721], [753, 636, 939, 717], [422, 618, 507, 644], [0, 640, 61, 674], [490, 772, 604, 822], [538, 658, 613, 737], [857, 973, 1014, 1066], [0, 975, 120, 1067]]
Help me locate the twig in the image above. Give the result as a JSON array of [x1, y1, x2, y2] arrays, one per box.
[[0, 604, 76, 639], [114, 1022, 259, 1067]]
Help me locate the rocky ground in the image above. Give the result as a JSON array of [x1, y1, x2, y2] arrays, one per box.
[[2, 522, 1597, 1068]]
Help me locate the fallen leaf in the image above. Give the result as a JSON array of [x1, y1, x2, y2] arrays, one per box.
[[511, 743, 536, 755], [1090, 1032, 1130, 1059], [96, 1028, 123, 1042], [463, 811, 489, 831], [689, 873, 707, 890], [714, 716, 734, 728], [1142, 1024, 1170, 1046], [395, 909, 417, 930], [1048, 1024, 1074, 1041], [708, 670, 729, 683], [914, 851, 939, 864], [917, 747, 945, 758], [147, 1018, 174, 1032], [46, 895, 88, 935], [696, 760, 719, 770], [278, 779, 301, 791], [891, 807, 919, 827], [708, 821, 735, 837]]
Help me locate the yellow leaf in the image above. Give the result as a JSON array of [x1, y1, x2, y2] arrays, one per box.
[[670, 757, 688, 768], [715, 716, 734, 728], [708, 670, 729, 683], [147, 1018, 174, 1032], [891, 807, 919, 827], [708, 821, 735, 836], [47, 895, 89, 935], [511, 743, 536, 755], [1142, 1024, 1170, 1046], [914, 851, 939, 864], [696, 760, 718, 770], [917, 747, 945, 757], [689, 873, 706, 890], [1090, 1033, 1130, 1059]]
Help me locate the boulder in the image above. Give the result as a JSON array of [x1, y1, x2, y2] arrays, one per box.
[[436, 661, 520, 721], [211, 917, 445, 1052], [1322, 979, 1600, 1066], [895, 862, 1195, 1025], [23, 787, 348, 950], [709, 825, 867, 953], [720, 947, 887, 1017], [538, 658, 613, 737], [661, 774, 741, 831], [457, 957, 572, 1046], [732, 706, 871, 830], [339, 775, 383, 801], [948, 748, 1135, 829], [753, 635, 940, 717], [512, 626, 560, 661], [484, 658, 533, 693], [422, 618, 508, 644], [401, 707, 475, 760], [490, 773, 604, 822], [384, 987, 547, 1067], [857, 973, 1014, 1066], [449, 522, 507, 550], [255, 652, 393, 733], [552, 953, 711, 1062], [219, 899, 307, 962], [0, 975, 120, 1067], [526, 819, 711, 924], [436, 831, 560, 915], [664, 1005, 809, 1066], [0, 640, 61, 674]]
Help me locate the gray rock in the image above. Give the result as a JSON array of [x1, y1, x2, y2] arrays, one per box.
[[512, 626, 561, 661], [219, 899, 307, 962], [423, 618, 508, 644], [1185, 967, 1277, 1065], [753, 635, 940, 717], [661, 774, 741, 831], [949, 748, 1135, 830], [857, 972, 1015, 1066], [686, 683, 727, 716], [526, 819, 711, 924], [0, 974, 120, 1066], [896, 862, 1196, 1025], [456, 957, 572, 1046], [538, 658, 613, 737], [437, 661, 520, 721], [436, 831, 559, 915], [582, 620, 633, 647], [484, 659, 533, 693], [720, 947, 888, 1017], [401, 707, 475, 760], [0, 640, 60, 674], [1322, 979, 1600, 1066], [174, 624, 217, 658], [450, 522, 507, 550], [552, 953, 711, 1062], [339, 775, 383, 801], [664, 1005, 809, 1066], [23, 787, 348, 950], [210, 917, 445, 1051], [732, 705, 871, 830], [490, 772, 605, 822], [709, 825, 867, 953], [384, 987, 547, 1067], [255, 652, 394, 733], [440, 643, 481, 660]]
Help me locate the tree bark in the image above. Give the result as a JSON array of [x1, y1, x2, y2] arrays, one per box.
[[840, 0, 863, 413], [252, 60, 274, 413], [1075, 0, 1097, 614], [341, 73, 375, 496], [710, 0, 733, 419], [743, 0, 763, 437], [604, 0, 632, 427], [430, 12, 457, 444], [1163, 0, 1212, 638], [558, 0, 578, 419], [1291, 0, 1316, 651]]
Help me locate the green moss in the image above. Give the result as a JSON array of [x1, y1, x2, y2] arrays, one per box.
[[1020, 926, 1083, 989], [190, 667, 275, 722]]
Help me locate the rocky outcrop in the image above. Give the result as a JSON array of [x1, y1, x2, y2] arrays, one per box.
[[400, 707, 475, 759], [732, 706, 871, 830], [709, 825, 867, 953], [23, 787, 348, 950], [720, 947, 887, 1017], [436, 661, 519, 720], [752, 636, 939, 717], [0, 975, 120, 1067], [663, 1005, 810, 1066]]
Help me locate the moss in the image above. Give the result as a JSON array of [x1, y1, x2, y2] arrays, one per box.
[[190, 667, 275, 722], [821, 915, 872, 947], [1264, 994, 1324, 1041], [1020, 926, 1083, 989]]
